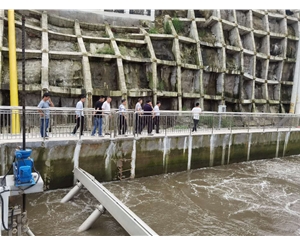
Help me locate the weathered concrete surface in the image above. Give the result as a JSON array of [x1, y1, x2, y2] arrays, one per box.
[[1, 9, 299, 114], [1, 129, 300, 190]]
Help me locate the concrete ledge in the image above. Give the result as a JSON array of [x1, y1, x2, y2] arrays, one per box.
[[1, 128, 300, 190]]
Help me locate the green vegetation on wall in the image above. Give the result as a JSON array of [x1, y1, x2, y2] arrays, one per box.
[[164, 22, 172, 34], [148, 27, 159, 34], [172, 18, 184, 34], [96, 46, 115, 55]]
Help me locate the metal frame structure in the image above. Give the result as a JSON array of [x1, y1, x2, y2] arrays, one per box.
[[61, 167, 158, 236]]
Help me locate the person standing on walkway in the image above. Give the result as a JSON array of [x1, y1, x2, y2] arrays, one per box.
[[118, 98, 127, 135], [134, 98, 143, 134], [37, 92, 54, 139], [153, 101, 161, 134], [102, 96, 112, 135], [72, 94, 86, 136], [143, 100, 154, 135], [91, 95, 105, 137], [191, 102, 202, 132]]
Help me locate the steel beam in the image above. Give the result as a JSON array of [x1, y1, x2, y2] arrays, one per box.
[[73, 167, 158, 236]]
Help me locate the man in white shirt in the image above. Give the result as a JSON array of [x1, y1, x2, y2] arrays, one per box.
[[102, 96, 112, 135], [134, 98, 143, 134], [153, 101, 161, 133], [191, 102, 202, 132], [118, 98, 127, 135], [72, 94, 86, 136]]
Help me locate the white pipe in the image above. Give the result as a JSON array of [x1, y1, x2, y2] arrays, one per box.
[[77, 204, 105, 232], [25, 227, 35, 236], [290, 67, 298, 113], [291, 23, 300, 114], [73, 141, 82, 184], [60, 181, 83, 203]]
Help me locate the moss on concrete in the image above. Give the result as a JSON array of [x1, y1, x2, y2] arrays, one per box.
[[3, 130, 300, 190]]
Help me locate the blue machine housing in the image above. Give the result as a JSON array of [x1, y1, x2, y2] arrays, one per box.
[[13, 149, 36, 187]]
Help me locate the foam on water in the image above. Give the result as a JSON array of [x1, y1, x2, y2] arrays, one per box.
[[23, 155, 300, 236]]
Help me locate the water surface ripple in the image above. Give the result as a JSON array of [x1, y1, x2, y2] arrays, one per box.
[[24, 155, 300, 236]]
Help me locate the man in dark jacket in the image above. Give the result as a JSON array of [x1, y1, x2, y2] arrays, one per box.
[[143, 100, 154, 135], [91, 95, 105, 136]]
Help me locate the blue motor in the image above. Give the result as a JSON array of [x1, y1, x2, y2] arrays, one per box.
[[13, 149, 35, 187]]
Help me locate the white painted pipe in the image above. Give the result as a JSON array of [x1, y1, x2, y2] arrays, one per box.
[[60, 181, 83, 203], [77, 204, 105, 232], [291, 23, 300, 114], [25, 227, 34, 236]]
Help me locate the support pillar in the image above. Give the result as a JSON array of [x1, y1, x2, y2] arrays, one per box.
[[41, 11, 49, 92], [60, 181, 83, 203], [77, 204, 105, 232], [292, 22, 300, 114], [8, 9, 20, 133]]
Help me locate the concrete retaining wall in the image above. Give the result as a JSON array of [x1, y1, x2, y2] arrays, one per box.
[[1, 9, 299, 113], [1, 130, 299, 190]]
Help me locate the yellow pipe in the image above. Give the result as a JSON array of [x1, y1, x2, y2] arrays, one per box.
[[8, 9, 20, 134]]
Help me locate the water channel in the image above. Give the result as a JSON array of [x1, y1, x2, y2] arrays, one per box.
[[5, 155, 300, 236]]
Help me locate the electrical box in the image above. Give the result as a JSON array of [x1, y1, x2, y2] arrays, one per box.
[[218, 105, 226, 113]]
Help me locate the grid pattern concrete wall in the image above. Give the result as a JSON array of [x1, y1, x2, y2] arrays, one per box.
[[0, 9, 299, 113]]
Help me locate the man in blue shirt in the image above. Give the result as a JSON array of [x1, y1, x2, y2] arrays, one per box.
[[37, 92, 54, 139]]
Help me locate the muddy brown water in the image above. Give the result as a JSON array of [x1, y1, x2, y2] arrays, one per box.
[[4, 155, 300, 236]]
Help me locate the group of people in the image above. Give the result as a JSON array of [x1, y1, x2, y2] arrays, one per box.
[[90, 96, 162, 137], [113, 98, 162, 136], [71, 95, 113, 137], [37, 93, 113, 138], [135, 99, 161, 135], [90, 95, 112, 137], [37, 92, 202, 138]]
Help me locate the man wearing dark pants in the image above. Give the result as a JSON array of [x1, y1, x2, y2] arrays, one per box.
[[143, 100, 154, 135], [153, 101, 161, 133], [102, 96, 112, 135], [72, 94, 86, 136], [37, 92, 54, 139], [91, 95, 105, 137], [135, 98, 143, 134], [191, 102, 202, 132], [118, 98, 127, 135]]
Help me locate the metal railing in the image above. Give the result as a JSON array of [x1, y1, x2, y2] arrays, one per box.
[[0, 106, 299, 141]]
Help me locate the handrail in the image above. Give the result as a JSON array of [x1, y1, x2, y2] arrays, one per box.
[[0, 106, 299, 141], [1, 105, 299, 116]]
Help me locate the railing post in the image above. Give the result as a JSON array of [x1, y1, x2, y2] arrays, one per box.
[[112, 111, 117, 138], [247, 114, 250, 133], [212, 114, 214, 134], [230, 114, 232, 134]]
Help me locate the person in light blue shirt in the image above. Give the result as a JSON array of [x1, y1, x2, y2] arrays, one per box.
[[72, 94, 86, 136], [37, 92, 54, 138]]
